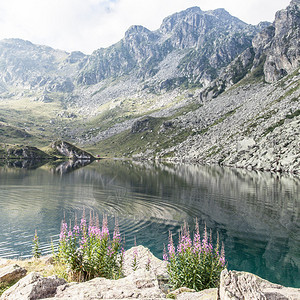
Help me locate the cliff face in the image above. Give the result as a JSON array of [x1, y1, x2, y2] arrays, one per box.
[[253, 0, 300, 82], [200, 0, 300, 99]]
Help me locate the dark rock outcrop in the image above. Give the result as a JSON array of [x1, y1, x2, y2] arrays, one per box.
[[1, 272, 66, 300], [50, 140, 95, 160], [131, 117, 157, 134], [0, 265, 26, 284], [0, 145, 53, 160]]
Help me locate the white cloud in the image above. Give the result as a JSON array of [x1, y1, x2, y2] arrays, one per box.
[[0, 0, 291, 54]]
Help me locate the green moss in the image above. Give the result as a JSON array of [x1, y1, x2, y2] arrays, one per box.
[[0, 280, 19, 296]]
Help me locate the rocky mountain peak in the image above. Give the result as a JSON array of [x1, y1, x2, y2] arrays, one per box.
[[125, 25, 152, 38], [251, 0, 300, 82], [291, 0, 300, 6]]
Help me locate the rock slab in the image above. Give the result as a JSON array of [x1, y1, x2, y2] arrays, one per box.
[[177, 288, 218, 300], [219, 269, 300, 300], [51, 269, 165, 299], [1, 272, 66, 300], [0, 264, 27, 284]]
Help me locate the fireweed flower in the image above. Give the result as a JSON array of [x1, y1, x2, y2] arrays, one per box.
[[80, 218, 87, 230], [132, 247, 138, 271], [146, 255, 151, 271], [73, 225, 80, 235], [220, 242, 225, 266], [168, 231, 176, 258], [101, 215, 109, 237], [56, 212, 123, 282], [59, 222, 68, 241], [113, 219, 121, 242], [163, 244, 168, 261], [165, 221, 226, 292]]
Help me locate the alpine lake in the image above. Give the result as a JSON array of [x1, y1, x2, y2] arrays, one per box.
[[0, 159, 299, 287]]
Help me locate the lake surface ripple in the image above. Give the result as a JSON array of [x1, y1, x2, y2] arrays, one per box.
[[0, 159, 299, 287]]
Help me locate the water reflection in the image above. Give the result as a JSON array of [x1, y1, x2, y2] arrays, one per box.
[[0, 160, 299, 287], [47, 159, 93, 174], [0, 159, 93, 173]]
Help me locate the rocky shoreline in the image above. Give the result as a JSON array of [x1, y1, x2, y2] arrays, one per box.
[[1, 246, 299, 299]]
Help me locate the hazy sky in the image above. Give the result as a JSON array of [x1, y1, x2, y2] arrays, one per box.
[[0, 0, 291, 54]]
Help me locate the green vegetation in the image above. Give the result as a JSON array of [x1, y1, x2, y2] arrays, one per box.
[[86, 115, 193, 158], [0, 280, 19, 296], [165, 221, 226, 291], [54, 214, 123, 282]]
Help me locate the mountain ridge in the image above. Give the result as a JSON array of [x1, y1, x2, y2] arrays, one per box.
[[0, 1, 299, 173]]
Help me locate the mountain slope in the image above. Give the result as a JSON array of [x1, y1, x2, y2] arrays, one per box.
[[0, 2, 299, 174], [88, 0, 300, 174]]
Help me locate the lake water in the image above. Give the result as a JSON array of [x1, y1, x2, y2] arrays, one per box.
[[0, 159, 299, 287]]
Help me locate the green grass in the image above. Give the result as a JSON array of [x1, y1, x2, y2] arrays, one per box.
[[86, 115, 193, 158], [86, 105, 239, 158], [0, 280, 19, 296]]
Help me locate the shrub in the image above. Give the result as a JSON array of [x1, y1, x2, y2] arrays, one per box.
[[164, 221, 226, 291], [32, 230, 42, 259], [54, 212, 124, 281]]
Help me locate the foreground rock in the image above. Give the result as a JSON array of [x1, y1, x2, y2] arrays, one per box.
[[50, 269, 165, 299], [123, 245, 167, 278], [1, 272, 66, 300], [0, 264, 26, 284], [1, 247, 300, 299], [176, 288, 218, 300], [220, 269, 300, 300]]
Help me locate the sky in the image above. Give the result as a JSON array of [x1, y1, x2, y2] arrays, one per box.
[[0, 0, 291, 54]]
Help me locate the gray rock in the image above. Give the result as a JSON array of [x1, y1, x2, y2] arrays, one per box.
[[52, 269, 165, 299], [0, 272, 66, 300], [123, 245, 167, 278], [177, 288, 218, 300], [50, 141, 95, 160], [166, 287, 196, 299], [219, 269, 300, 300], [0, 264, 27, 284]]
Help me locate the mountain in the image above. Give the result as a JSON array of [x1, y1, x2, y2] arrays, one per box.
[[0, 1, 299, 173], [78, 7, 260, 87]]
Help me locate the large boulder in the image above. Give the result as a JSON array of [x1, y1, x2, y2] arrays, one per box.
[[1, 272, 66, 300], [123, 245, 167, 278], [177, 288, 218, 300], [219, 269, 300, 300], [49, 141, 95, 160], [51, 269, 165, 299], [0, 264, 27, 284]]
